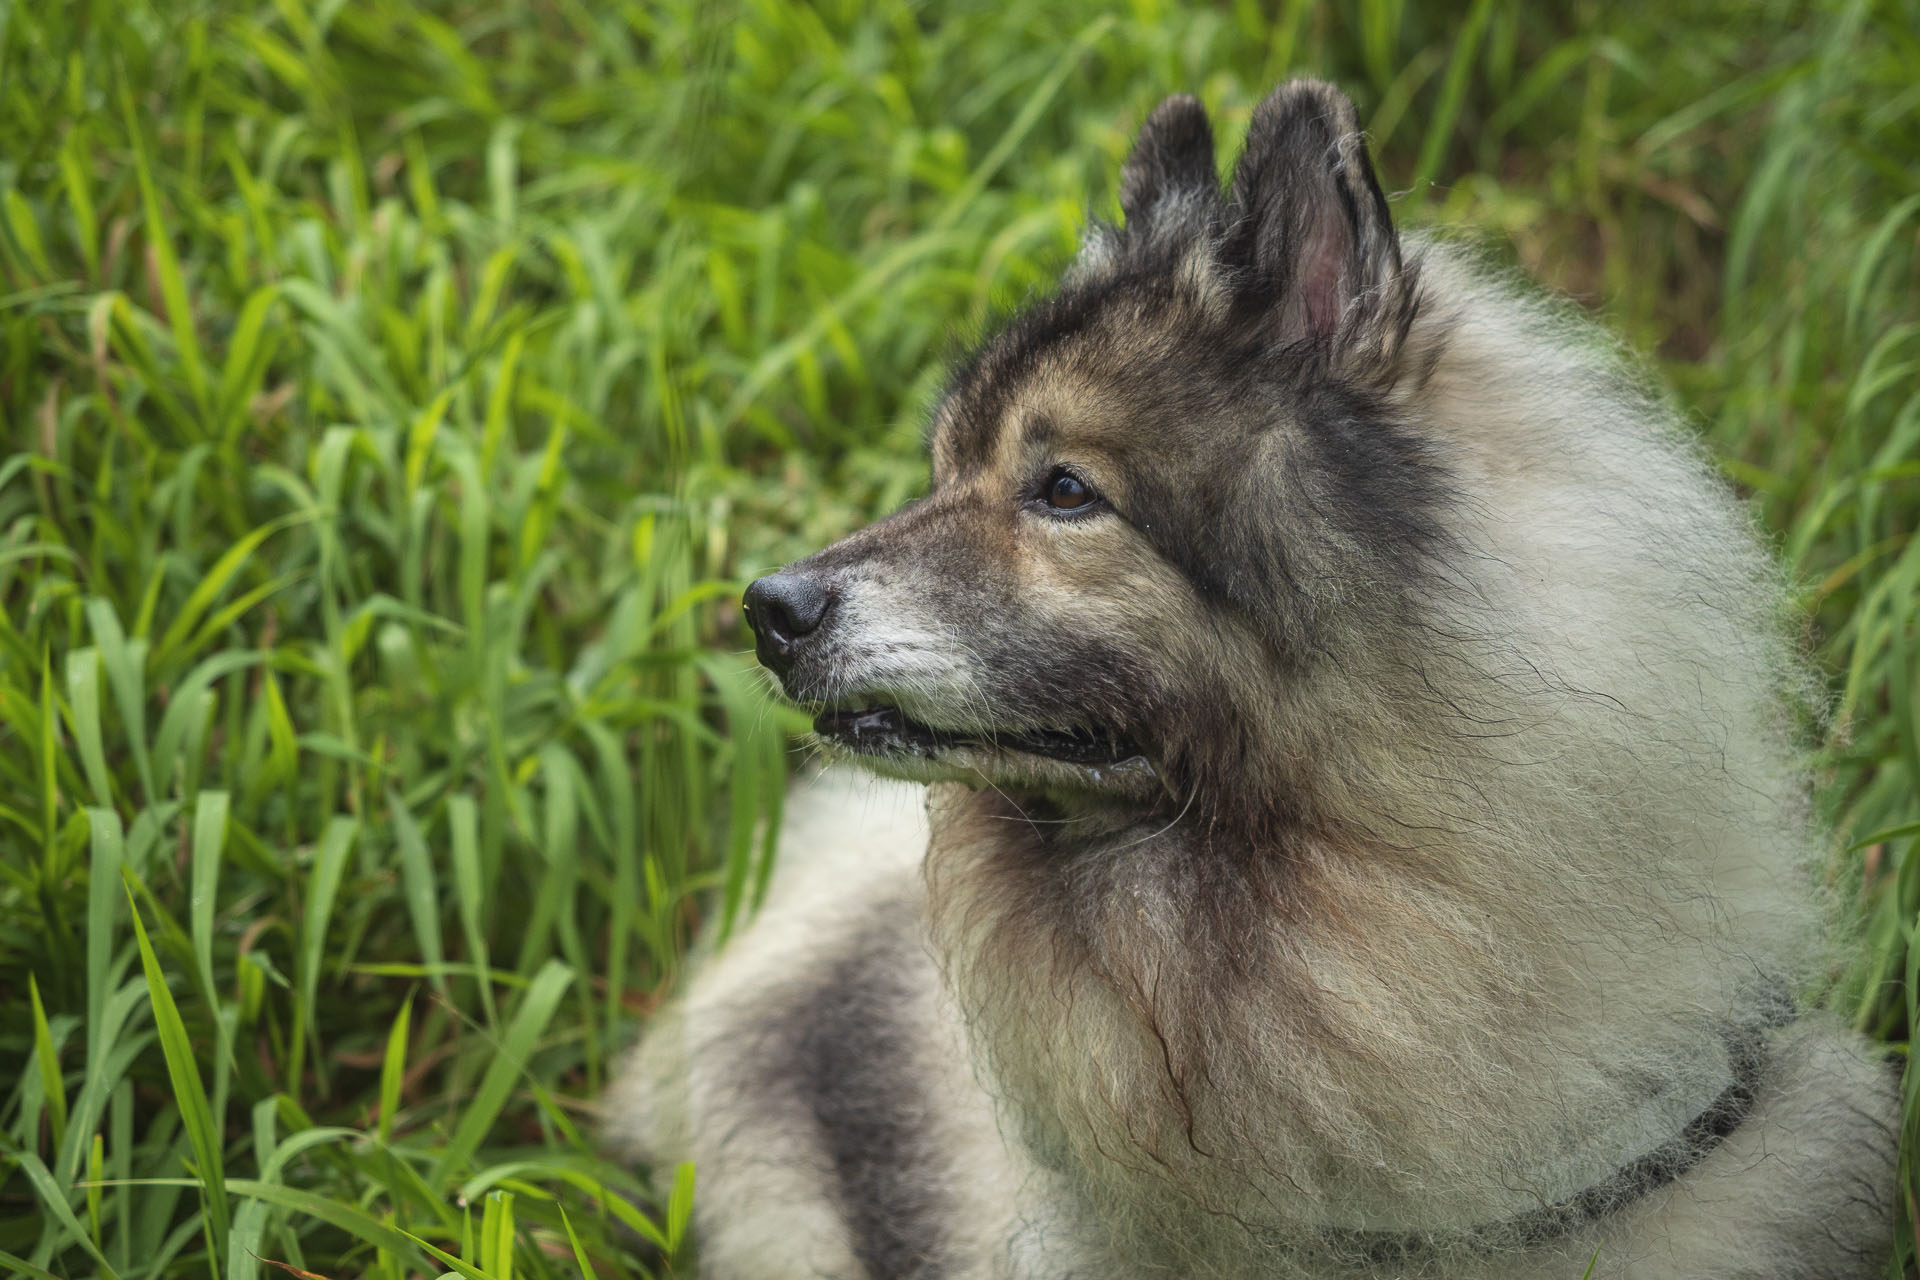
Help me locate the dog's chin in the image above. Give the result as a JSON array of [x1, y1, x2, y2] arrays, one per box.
[[808, 704, 1161, 802]]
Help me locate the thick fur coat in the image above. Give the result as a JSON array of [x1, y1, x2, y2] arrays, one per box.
[[608, 82, 1897, 1278]]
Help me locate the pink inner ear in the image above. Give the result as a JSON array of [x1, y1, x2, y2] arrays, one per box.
[[1297, 218, 1349, 339]]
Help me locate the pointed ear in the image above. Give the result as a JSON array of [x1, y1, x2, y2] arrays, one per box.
[[1119, 94, 1218, 237], [1225, 81, 1410, 362]]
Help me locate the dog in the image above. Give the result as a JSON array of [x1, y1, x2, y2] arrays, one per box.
[[607, 81, 1897, 1278]]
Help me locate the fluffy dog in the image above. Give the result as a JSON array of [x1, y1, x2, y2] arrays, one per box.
[[608, 81, 1897, 1278]]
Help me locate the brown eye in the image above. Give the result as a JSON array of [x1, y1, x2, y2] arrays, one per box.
[[1045, 469, 1095, 511]]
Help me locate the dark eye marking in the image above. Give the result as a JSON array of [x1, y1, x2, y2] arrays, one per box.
[[1031, 465, 1103, 518]]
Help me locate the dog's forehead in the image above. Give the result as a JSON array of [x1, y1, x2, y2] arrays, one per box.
[[930, 286, 1212, 479], [930, 361, 1108, 479]]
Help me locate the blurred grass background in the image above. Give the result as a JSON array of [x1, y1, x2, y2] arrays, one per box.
[[0, 0, 1916, 1275]]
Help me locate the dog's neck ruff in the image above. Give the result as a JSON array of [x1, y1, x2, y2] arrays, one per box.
[[1322, 1007, 1791, 1266]]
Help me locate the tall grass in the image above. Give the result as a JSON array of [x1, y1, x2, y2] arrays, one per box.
[[0, 0, 1914, 1276]]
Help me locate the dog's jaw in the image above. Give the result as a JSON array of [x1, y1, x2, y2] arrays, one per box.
[[803, 701, 1165, 803]]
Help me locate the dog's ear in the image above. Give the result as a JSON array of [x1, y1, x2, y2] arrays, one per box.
[[1224, 81, 1411, 365], [1071, 95, 1218, 286], [1119, 94, 1218, 233]]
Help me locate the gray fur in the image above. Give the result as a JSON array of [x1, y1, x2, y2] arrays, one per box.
[[606, 81, 1896, 1278]]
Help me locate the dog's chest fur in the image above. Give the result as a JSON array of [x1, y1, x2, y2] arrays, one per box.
[[608, 773, 1893, 1280]]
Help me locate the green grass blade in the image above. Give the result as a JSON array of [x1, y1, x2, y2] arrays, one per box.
[[0, 1246, 68, 1280], [84, 599, 153, 803], [215, 284, 282, 439], [119, 82, 208, 416], [38, 650, 57, 871], [64, 649, 113, 808], [150, 513, 306, 674], [189, 791, 229, 1007], [56, 127, 100, 281], [83, 807, 124, 1082], [665, 1161, 695, 1258], [376, 994, 411, 1146], [12, 1153, 121, 1280], [428, 958, 573, 1189], [294, 815, 358, 1081], [1845, 191, 1920, 339], [386, 793, 448, 997], [479, 1191, 514, 1280], [218, 1182, 472, 1280], [448, 792, 497, 1030], [124, 876, 229, 1264], [555, 1207, 595, 1280], [1412, 0, 1495, 192], [28, 974, 69, 1155]]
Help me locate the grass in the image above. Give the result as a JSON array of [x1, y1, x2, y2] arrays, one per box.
[[0, 0, 1914, 1275]]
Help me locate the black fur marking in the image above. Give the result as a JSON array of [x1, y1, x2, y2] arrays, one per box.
[[1119, 94, 1218, 229], [774, 913, 947, 1279], [1112, 375, 1452, 668], [1289, 382, 1453, 587]]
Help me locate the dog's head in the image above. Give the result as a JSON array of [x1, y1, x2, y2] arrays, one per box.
[[745, 82, 1436, 813]]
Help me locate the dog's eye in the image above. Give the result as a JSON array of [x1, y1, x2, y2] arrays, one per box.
[[1044, 469, 1096, 511]]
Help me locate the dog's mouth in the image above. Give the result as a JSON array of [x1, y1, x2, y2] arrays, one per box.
[[812, 705, 1143, 767]]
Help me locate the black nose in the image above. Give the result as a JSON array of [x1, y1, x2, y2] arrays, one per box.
[[743, 572, 831, 674]]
